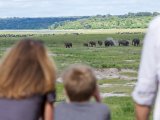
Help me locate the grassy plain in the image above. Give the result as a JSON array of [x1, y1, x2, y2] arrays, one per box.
[[0, 30, 145, 120], [0, 29, 146, 34]]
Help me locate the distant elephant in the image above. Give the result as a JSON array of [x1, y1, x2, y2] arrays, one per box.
[[132, 38, 140, 46], [64, 42, 72, 48], [83, 43, 89, 47], [118, 40, 129, 46], [98, 41, 103, 46], [104, 40, 114, 47], [89, 41, 96, 47], [73, 33, 79, 35]]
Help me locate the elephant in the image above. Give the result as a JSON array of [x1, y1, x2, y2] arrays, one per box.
[[118, 40, 129, 46], [89, 41, 96, 47], [104, 40, 114, 47], [98, 41, 103, 46], [64, 42, 72, 48], [132, 38, 140, 46], [83, 43, 89, 47]]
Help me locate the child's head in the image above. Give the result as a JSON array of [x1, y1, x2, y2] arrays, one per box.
[[62, 64, 97, 102], [0, 38, 56, 99]]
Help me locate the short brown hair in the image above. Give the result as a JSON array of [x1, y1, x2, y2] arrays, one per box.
[[0, 38, 56, 99], [62, 64, 96, 102]]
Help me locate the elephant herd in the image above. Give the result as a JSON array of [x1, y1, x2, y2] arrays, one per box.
[[83, 40, 114, 47], [64, 38, 140, 48]]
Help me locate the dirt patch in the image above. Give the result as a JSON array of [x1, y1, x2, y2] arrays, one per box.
[[124, 82, 136, 87], [48, 53, 57, 56], [57, 68, 138, 82], [48, 53, 74, 57], [100, 82, 135, 88], [124, 60, 136, 62], [100, 84, 122, 87], [94, 68, 137, 80], [94, 68, 119, 80], [120, 69, 137, 73], [119, 76, 137, 80], [101, 93, 129, 98]]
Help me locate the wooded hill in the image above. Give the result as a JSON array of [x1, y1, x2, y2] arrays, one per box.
[[49, 12, 160, 29], [0, 17, 88, 29], [0, 12, 159, 30]]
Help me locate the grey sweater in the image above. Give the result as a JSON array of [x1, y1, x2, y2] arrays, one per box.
[[55, 102, 111, 120]]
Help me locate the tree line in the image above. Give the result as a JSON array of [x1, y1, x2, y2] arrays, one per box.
[[50, 12, 160, 29], [0, 17, 88, 29], [0, 12, 159, 30]]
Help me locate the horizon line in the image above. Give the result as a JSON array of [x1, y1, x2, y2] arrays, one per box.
[[0, 11, 159, 19]]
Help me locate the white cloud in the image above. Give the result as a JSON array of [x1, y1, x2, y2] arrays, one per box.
[[0, 0, 159, 17]]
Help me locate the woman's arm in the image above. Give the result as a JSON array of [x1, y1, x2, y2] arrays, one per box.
[[135, 104, 151, 120], [43, 91, 56, 120], [43, 101, 54, 120]]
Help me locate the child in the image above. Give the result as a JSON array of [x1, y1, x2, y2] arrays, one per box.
[[55, 64, 110, 120]]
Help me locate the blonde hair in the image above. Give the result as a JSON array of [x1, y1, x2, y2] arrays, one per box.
[[0, 39, 56, 99], [62, 64, 96, 102]]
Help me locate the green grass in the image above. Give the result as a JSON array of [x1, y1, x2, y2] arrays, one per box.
[[98, 78, 134, 85], [51, 46, 141, 72], [56, 83, 65, 102], [103, 97, 134, 120], [120, 72, 138, 77], [100, 85, 133, 94], [99, 78, 135, 95], [0, 33, 143, 71]]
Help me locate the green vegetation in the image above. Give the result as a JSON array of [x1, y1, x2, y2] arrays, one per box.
[[98, 78, 133, 85], [56, 83, 65, 102], [50, 12, 159, 29], [103, 97, 134, 120], [100, 85, 133, 95], [120, 72, 138, 77], [0, 33, 144, 70], [41, 33, 143, 71], [51, 46, 141, 71], [99, 78, 135, 95], [51, 16, 152, 29], [0, 17, 87, 29], [0, 12, 158, 30]]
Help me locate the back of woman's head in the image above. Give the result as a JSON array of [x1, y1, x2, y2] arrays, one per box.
[[0, 38, 56, 99]]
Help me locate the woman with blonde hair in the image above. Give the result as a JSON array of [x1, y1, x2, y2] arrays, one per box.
[[0, 39, 56, 120]]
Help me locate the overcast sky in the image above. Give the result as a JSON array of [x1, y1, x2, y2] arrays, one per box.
[[0, 0, 159, 17]]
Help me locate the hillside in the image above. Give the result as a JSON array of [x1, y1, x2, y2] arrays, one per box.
[[0, 12, 159, 30], [0, 17, 88, 29], [50, 12, 159, 29]]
